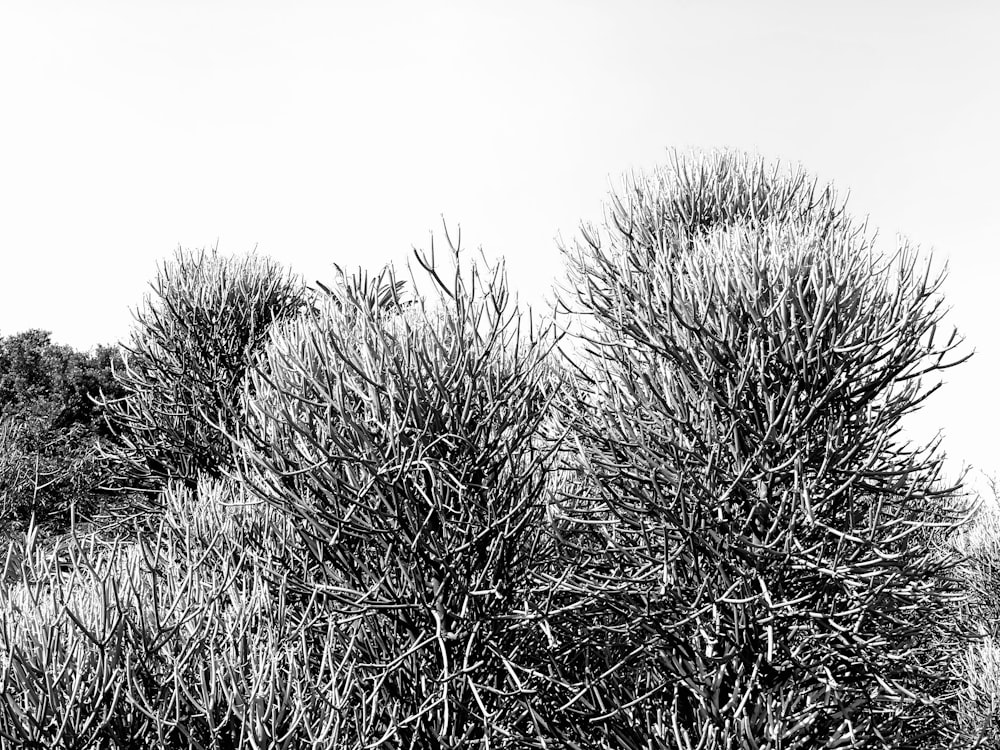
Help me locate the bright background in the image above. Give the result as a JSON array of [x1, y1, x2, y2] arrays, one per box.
[[1, 1, 997, 490]]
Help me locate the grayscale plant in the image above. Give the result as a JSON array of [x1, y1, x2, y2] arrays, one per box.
[[0, 151, 986, 750], [97, 248, 307, 495], [233, 230, 565, 747], [548, 150, 973, 749]]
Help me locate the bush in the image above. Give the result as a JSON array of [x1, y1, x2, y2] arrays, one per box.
[[940, 486, 1000, 745], [234, 239, 565, 746], [0, 478, 345, 748], [0, 241, 565, 748], [99, 248, 307, 493], [0, 154, 983, 749], [0, 417, 104, 536], [0, 331, 125, 537], [551, 150, 971, 748]]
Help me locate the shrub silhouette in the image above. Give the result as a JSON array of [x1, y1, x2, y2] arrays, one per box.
[[99, 248, 306, 494], [550, 150, 971, 748]]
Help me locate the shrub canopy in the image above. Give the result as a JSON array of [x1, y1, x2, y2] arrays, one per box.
[[100, 248, 306, 492], [234, 240, 565, 746], [552, 150, 970, 748], [0, 151, 982, 749]]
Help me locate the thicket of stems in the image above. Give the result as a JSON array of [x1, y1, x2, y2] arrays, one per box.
[[97, 248, 306, 493], [552, 151, 973, 748], [0, 151, 990, 748]]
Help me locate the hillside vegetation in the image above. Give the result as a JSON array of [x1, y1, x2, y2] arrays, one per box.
[[1, 151, 997, 749]]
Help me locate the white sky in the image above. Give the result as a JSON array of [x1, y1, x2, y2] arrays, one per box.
[[1, 1, 998, 489]]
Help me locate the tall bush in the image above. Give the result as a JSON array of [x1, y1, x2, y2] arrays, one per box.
[[551, 151, 971, 748], [235, 238, 564, 747], [99, 248, 306, 492]]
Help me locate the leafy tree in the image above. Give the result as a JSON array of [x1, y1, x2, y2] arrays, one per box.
[[0, 331, 126, 535]]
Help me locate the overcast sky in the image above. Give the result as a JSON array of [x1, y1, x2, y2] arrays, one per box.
[[1, 1, 998, 488]]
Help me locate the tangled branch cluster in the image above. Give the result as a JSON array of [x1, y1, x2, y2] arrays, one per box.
[[0, 151, 982, 749]]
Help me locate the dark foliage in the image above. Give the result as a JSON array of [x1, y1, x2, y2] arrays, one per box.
[[0, 330, 126, 536]]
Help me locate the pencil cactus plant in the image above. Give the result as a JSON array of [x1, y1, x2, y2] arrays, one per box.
[[550, 150, 971, 748], [0, 153, 981, 748], [99, 248, 306, 493], [0, 478, 344, 748], [234, 236, 564, 747]]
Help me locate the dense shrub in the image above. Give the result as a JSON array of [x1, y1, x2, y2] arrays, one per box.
[[941, 488, 1000, 744], [234, 240, 565, 746], [0, 330, 124, 431], [551, 150, 972, 748], [99, 248, 307, 493], [0, 331, 125, 536], [0, 478, 346, 748], [0, 152, 986, 749], [0, 417, 102, 535]]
